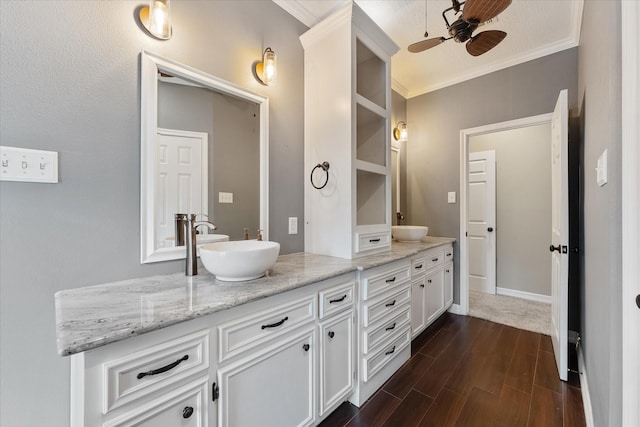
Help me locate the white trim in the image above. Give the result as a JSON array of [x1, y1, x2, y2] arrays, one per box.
[[391, 78, 409, 99], [496, 287, 551, 304], [459, 113, 553, 315], [447, 303, 464, 315], [578, 346, 595, 427], [140, 50, 270, 264], [621, 1, 640, 425]]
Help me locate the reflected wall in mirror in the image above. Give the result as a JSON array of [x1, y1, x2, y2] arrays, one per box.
[[141, 50, 269, 263]]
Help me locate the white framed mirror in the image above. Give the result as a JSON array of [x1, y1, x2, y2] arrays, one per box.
[[140, 50, 269, 263]]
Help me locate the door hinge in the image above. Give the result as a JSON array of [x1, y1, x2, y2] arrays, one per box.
[[212, 382, 219, 402]]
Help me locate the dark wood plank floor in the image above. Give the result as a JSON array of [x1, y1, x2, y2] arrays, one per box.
[[320, 313, 586, 427]]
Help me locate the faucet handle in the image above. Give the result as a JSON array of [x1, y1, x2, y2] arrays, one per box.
[[257, 229, 263, 241], [243, 228, 249, 240]]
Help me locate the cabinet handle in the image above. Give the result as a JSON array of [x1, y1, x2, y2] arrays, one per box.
[[432, 258, 439, 262], [261, 316, 289, 330], [329, 294, 347, 304], [385, 300, 396, 307], [446, 253, 452, 256], [303, 343, 310, 351], [370, 238, 381, 243], [385, 277, 396, 283], [136, 355, 188, 379], [428, 279, 432, 283], [446, 269, 450, 273], [385, 346, 396, 355], [414, 264, 423, 269], [385, 322, 396, 331], [328, 331, 335, 338], [420, 284, 425, 288], [183, 406, 194, 419]]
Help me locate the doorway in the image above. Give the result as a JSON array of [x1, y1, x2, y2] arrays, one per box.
[[459, 114, 554, 329]]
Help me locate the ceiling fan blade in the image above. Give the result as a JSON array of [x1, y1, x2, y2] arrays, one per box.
[[462, 0, 511, 23], [408, 37, 446, 53], [466, 30, 507, 56]]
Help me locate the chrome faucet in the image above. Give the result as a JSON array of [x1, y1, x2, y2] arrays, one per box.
[[183, 214, 217, 276]]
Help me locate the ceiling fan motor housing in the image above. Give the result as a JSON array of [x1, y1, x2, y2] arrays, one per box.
[[449, 18, 478, 43]]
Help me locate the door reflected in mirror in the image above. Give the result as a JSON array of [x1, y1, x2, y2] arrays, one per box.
[[140, 51, 269, 264]]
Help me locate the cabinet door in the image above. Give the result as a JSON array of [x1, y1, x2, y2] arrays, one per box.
[[410, 277, 426, 337], [425, 269, 444, 325], [217, 327, 316, 427], [319, 311, 354, 416], [444, 262, 454, 308]]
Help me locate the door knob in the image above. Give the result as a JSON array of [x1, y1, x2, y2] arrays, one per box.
[[487, 227, 494, 232], [549, 244, 561, 253]]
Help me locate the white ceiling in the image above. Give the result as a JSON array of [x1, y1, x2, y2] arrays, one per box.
[[274, 0, 583, 98]]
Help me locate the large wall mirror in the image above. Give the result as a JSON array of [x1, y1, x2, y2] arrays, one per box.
[[140, 50, 269, 263]]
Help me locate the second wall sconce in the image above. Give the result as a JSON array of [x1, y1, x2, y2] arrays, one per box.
[[394, 121, 408, 142], [255, 48, 277, 86], [138, 0, 172, 40]]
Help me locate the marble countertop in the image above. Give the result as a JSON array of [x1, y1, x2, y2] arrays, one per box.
[[55, 237, 455, 356]]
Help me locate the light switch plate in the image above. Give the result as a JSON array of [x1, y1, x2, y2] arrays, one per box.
[[0, 145, 58, 183], [596, 149, 608, 187], [448, 192, 456, 203], [218, 192, 233, 203], [288, 217, 298, 235]]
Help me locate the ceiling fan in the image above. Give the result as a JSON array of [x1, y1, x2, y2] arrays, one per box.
[[408, 0, 512, 56]]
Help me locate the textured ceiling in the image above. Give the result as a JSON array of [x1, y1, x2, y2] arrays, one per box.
[[274, 0, 583, 98]]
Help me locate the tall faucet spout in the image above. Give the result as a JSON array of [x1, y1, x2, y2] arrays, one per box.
[[184, 216, 217, 276]]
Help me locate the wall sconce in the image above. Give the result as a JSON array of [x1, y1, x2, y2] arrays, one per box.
[[255, 48, 277, 86], [394, 121, 408, 142], [138, 0, 172, 40]]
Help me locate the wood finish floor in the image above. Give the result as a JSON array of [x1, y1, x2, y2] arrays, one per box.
[[321, 313, 586, 427]]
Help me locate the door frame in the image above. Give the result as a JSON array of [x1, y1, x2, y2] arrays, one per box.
[[621, 1, 639, 424], [458, 113, 552, 315]]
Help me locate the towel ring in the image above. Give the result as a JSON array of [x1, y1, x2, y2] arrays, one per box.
[[310, 161, 330, 190]]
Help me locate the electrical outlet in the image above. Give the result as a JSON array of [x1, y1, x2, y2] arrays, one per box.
[[0, 146, 58, 183], [448, 192, 456, 203], [288, 217, 298, 235], [218, 192, 233, 203]]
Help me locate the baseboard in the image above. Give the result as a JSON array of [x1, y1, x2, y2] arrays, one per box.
[[496, 287, 551, 304], [448, 303, 464, 315], [577, 346, 595, 427]]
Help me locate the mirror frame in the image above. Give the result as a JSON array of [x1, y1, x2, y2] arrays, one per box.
[[140, 50, 269, 263]]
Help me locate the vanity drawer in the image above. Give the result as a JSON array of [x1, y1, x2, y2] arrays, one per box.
[[444, 245, 454, 262], [363, 306, 410, 354], [423, 247, 445, 271], [362, 285, 411, 327], [355, 231, 391, 254], [411, 256, 428, 277], [361, 261, 411, 301], [218, 294, 316, 363], [103, 329, 209, 413], [362, 326, 411, 382], [319, 281, 355, 319]]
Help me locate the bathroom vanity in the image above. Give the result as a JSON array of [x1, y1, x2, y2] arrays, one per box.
[[56, 238, 454, 427]]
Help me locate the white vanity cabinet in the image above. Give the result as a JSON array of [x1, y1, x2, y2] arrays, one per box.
[[410, 244, 455, 337], [301, 3, 399, 259], [350, 259, 412, 406]]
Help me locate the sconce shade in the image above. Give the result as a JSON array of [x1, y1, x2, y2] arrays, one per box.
[[256, 48, 277, 85], [394, 121, 408, 142], [139, 0, 172, 40]]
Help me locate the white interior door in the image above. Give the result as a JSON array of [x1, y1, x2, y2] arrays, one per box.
[[467, 150, 496, 294], [550, 89, 569, 381], [155, 128, 208, 248]]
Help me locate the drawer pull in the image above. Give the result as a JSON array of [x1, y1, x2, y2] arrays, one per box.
[[261, 316, 289, 330], [446, 269, 450, 273], [420, 284, 425, 288], [385, 277, 397, 283], [385, 322, 396, 331], [370, 238, 381, 243], [303, 343, 310, 352], [385, 300, 396, 307], [329, 294, 347, 304], [446, 253, 452, 256], [414, 264, 423, 269], [136, 354, 188, 379], [385, 346, 396, 356], [183, 406, 194, 419], [328, 331, 335, 338], [432, 257, 439, 262], [428, 279, 432, 284]]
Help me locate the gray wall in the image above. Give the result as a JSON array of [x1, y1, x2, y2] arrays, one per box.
[[0, 1, 306, 426], [469, 123, 552, 297], [391, 90, 408, 224], [158, 81, 261, 240], [406, 47, 578, 303], [577, 1, 622, 425]]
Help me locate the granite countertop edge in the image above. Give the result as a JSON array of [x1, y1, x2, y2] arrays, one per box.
[[55, 237, 455, 356]]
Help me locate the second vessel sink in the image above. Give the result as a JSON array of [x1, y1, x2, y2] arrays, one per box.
[[199, 240, 280, 282], [392, 225, 429, 242]]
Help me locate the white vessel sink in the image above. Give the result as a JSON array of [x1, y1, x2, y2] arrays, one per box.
[[199, 240, 280, 282], [392, 225, 429, 242]]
